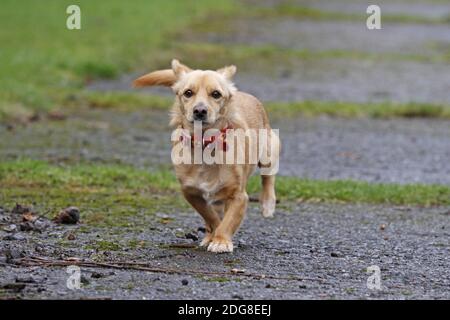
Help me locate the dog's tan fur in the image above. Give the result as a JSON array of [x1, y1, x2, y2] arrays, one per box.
[[134, 60, 279, 253]]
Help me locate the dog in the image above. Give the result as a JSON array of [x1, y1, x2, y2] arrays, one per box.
[[133, 59, 280, 253]]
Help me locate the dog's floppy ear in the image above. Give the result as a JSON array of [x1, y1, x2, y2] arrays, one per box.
[[217, 65, 237, 80], [171, 59, 192, 77], [133, 69, 177, 87]]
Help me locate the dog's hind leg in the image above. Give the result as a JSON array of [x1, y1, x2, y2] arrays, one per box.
[[260, 175, 276, 218], [182, 191, 221, 247], [258, 128, 279, 218]]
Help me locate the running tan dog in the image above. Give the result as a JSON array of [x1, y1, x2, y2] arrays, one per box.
[[133, 60, 280, 253]]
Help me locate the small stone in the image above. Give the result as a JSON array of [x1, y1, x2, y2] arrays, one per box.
[[34, 245, 45, 253], [175, 229, 185, 238], [330, 252, 340, 258], [80, 276, 90, 285], [3, 233, 26, 241], [2, 283, 26, 292], [54, 207, 80, 224], [67, 233, 76, 241], [185, 232, 198, 241], [12, 203, 32, 215], [299, 284, 307, 289], [197, 227, 206, 233], [19, 221, 35, 232], [3, 224, 17, 232], [232, 294, 243, 300], [91, 272, 104, 279], [380, 224, 386, 231], [181, 279, 189, 286], [15, 275, 36, 283], [265, 284, 272, 288], [5, 248, 25, 262]]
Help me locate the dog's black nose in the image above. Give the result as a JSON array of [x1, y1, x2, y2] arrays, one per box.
[[193, 104, 208, 121]]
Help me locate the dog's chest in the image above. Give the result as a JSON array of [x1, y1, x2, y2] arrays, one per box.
[[180, 167, 227, 203]]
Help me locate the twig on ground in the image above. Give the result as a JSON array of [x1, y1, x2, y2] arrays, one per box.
[[17, 256, 322, 283]]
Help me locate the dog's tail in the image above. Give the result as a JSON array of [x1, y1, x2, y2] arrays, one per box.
[[133, 69, 177, 88]]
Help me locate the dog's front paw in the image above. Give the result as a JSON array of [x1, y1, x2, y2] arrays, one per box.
[[199, 233, 213, 247], [207, 236, 233, 253]]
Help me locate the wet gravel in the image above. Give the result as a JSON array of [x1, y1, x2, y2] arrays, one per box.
[[235, 59, 450, 104], [149, 0, 450, 104], [1, 202, 448, 299], [204, 18, 450, 56], [279, 117, 450, 184], [2, 110, 450, 185], [188, 16, 450, 103], [251, 0, 450, 20]]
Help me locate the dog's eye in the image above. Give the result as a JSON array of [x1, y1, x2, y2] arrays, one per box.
[[211, 90, 222, 99], [183, 89, 193, 98]]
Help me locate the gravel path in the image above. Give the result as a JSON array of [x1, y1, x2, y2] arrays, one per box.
[[2, 110, 450, 185], [279, 117, 450, 184], [252, 0, 450, 20], [1, 202, 448, 299]]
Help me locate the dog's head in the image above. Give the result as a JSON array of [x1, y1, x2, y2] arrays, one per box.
[[133, 60, 237, 126]]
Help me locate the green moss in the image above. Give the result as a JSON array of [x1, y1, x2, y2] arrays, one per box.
[[86, 240, 121, 251], [2, 160, 450, 210], [128, 239, 147, 249], [266, 101, 450, 119], [247, 176, 450, 206]]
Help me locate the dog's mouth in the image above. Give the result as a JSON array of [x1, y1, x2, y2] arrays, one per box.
[[189, 119, 213, 126]]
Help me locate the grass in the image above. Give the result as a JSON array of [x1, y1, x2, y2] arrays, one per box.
[[0, 0, 235, 120], [173, 42, 450, 72], [2, 1, 449, 121], [0, 159, 184, 227], [266, 101, 450, 119], [2, 160, 449, 210], [75, 90, 450, 120]]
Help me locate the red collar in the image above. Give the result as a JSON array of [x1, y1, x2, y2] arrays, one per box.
[[180, 125, 232, 151]]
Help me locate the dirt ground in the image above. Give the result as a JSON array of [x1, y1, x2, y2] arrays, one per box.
[[2, 110, 450, 184], [1, 202, 449, 299]]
